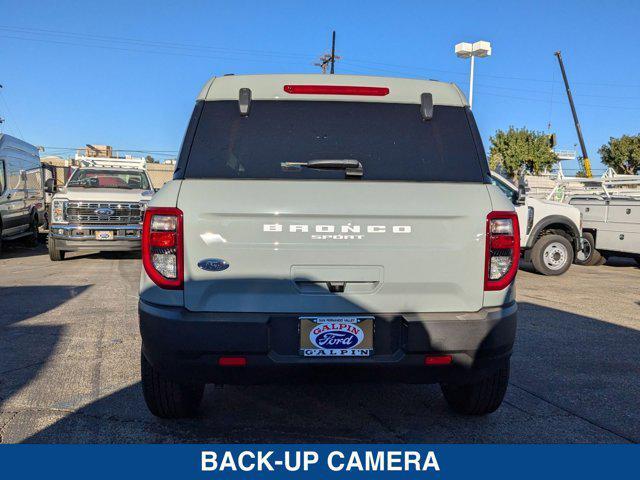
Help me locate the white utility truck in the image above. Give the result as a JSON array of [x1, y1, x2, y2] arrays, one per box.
[[548, 175, 640, 265], [46, 155, 154, 260], [491, 172, 583, 275]]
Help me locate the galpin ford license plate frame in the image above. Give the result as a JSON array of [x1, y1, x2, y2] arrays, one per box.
[[299, 316, 374, 357]]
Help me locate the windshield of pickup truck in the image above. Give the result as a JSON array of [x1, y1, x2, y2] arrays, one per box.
[[182, 101, 487, 182], [67, 169, 151, 189]]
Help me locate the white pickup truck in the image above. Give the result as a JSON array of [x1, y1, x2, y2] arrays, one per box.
[[46, 156, 154, 260], [491, 172, 583, 275]]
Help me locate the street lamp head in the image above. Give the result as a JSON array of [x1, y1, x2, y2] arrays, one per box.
[[472, 40, 492, 57], [455, 41, 492, 58], [455, 42, 473, 58]]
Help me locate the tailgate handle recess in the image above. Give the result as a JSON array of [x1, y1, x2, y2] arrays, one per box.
[[326, 282, 345, 293]]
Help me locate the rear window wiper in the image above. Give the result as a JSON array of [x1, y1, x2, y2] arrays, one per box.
[[281, 159, 363, 178]]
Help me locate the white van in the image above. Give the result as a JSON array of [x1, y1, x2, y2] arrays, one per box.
[[0, 134, 45, 255]]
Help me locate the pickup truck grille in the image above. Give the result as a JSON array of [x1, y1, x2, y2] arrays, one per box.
[[66, 201, 143, 224]]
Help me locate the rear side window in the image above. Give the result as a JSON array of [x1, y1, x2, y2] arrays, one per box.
[[182, 101, 487, 182]]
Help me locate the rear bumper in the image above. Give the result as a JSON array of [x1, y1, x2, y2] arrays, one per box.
[[139, 300, 517, 385]]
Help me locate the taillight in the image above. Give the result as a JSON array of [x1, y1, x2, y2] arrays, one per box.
[[283, 85, 390, 96], [485, 211, 520, 291], [142, 207, 183, 290]]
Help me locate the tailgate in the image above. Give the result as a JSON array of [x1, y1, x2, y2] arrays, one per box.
[[179, 180, 492, 313]]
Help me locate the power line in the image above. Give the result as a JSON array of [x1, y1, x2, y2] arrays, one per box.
[[6, 24, 640, 89], [0, 25, 313, 61], [342, 58, 640, 89], [476, 91, 640, 110]]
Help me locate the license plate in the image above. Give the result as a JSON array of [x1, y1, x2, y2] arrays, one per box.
[[95, 231, 114, 241], [299, 316, 374, 357]]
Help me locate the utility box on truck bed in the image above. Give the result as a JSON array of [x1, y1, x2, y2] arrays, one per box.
[[570, 195, 640, 263]]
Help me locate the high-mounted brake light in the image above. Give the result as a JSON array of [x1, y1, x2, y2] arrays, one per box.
[[485, 211, 520, 291], [283, 85, 389, 96], [142, 207, 183, 290]]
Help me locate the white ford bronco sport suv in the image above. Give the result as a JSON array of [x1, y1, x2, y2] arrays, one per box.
[[139, 74, 520, 418]]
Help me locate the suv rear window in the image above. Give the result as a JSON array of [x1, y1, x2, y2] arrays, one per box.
[[181, 100, 487, 182]]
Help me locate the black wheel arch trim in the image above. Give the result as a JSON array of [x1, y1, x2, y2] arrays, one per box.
[[526, 215, 581, 252]]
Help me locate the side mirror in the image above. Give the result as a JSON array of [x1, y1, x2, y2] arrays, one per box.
[[44, 178, 56, 194], [516, 185, 526, 205]]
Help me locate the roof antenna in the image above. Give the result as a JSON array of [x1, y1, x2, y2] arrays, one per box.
[[330, 31, 336, 74]]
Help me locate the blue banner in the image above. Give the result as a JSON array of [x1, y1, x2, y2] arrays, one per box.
[[0, 444, 636, 479]]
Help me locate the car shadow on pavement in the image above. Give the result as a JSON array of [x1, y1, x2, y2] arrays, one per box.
[[0, 285, 92, 414], [0, 235, 48, 259], [599, 257, 638, 268], [17, 298, 640, 444]]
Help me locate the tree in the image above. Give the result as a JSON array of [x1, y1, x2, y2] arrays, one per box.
[[489, 127, 558, 178], [145, 155, 156, 164], [598, 134, 640, 175]]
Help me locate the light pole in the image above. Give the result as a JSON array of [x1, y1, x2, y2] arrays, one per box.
[[455, 41, 492, 109]]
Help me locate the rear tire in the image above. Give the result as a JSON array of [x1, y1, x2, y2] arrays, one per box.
[[575, 232, 604, 266], [25, 214, 39, 247], [531, 234, 573, 275], [441, 362, 510, 415], [141, 349, 205, 418], [48, 235, 65, 261]]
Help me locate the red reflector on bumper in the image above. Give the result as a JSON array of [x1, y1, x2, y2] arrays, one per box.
[[218, 356, 247, 367], [424, 355, 453, 366], [283, 85, 389, 96]]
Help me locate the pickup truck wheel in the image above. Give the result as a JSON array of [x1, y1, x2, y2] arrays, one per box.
[[24, 214, 39, 247], [531, 234, 573, 275], [575, 232, 603, 266], [141, 349, 204, 418], [48, 235, 65, 261], [440, 361, 509, 415]]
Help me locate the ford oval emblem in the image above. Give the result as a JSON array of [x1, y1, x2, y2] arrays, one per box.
[[95, 208, 114, 215], [310, 323, 364, 349], [197, 258, 229, 272]]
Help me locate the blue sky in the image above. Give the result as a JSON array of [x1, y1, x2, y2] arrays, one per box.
[[1, 0, 639, 173]]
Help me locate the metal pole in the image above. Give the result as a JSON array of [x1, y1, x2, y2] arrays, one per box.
[[330, 31, 336, 74], [554, 51, 592, 177], [468, 55, 475, 110]]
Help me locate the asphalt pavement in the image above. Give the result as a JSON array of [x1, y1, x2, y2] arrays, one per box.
[[0, 238, 638, 443]]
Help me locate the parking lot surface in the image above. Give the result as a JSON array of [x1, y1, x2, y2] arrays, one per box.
[[0, 238, 638, 443]]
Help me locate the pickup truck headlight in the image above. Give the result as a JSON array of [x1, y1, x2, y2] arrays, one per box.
[[139, 201, 149, 221], [51, 199, 67, 224]]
